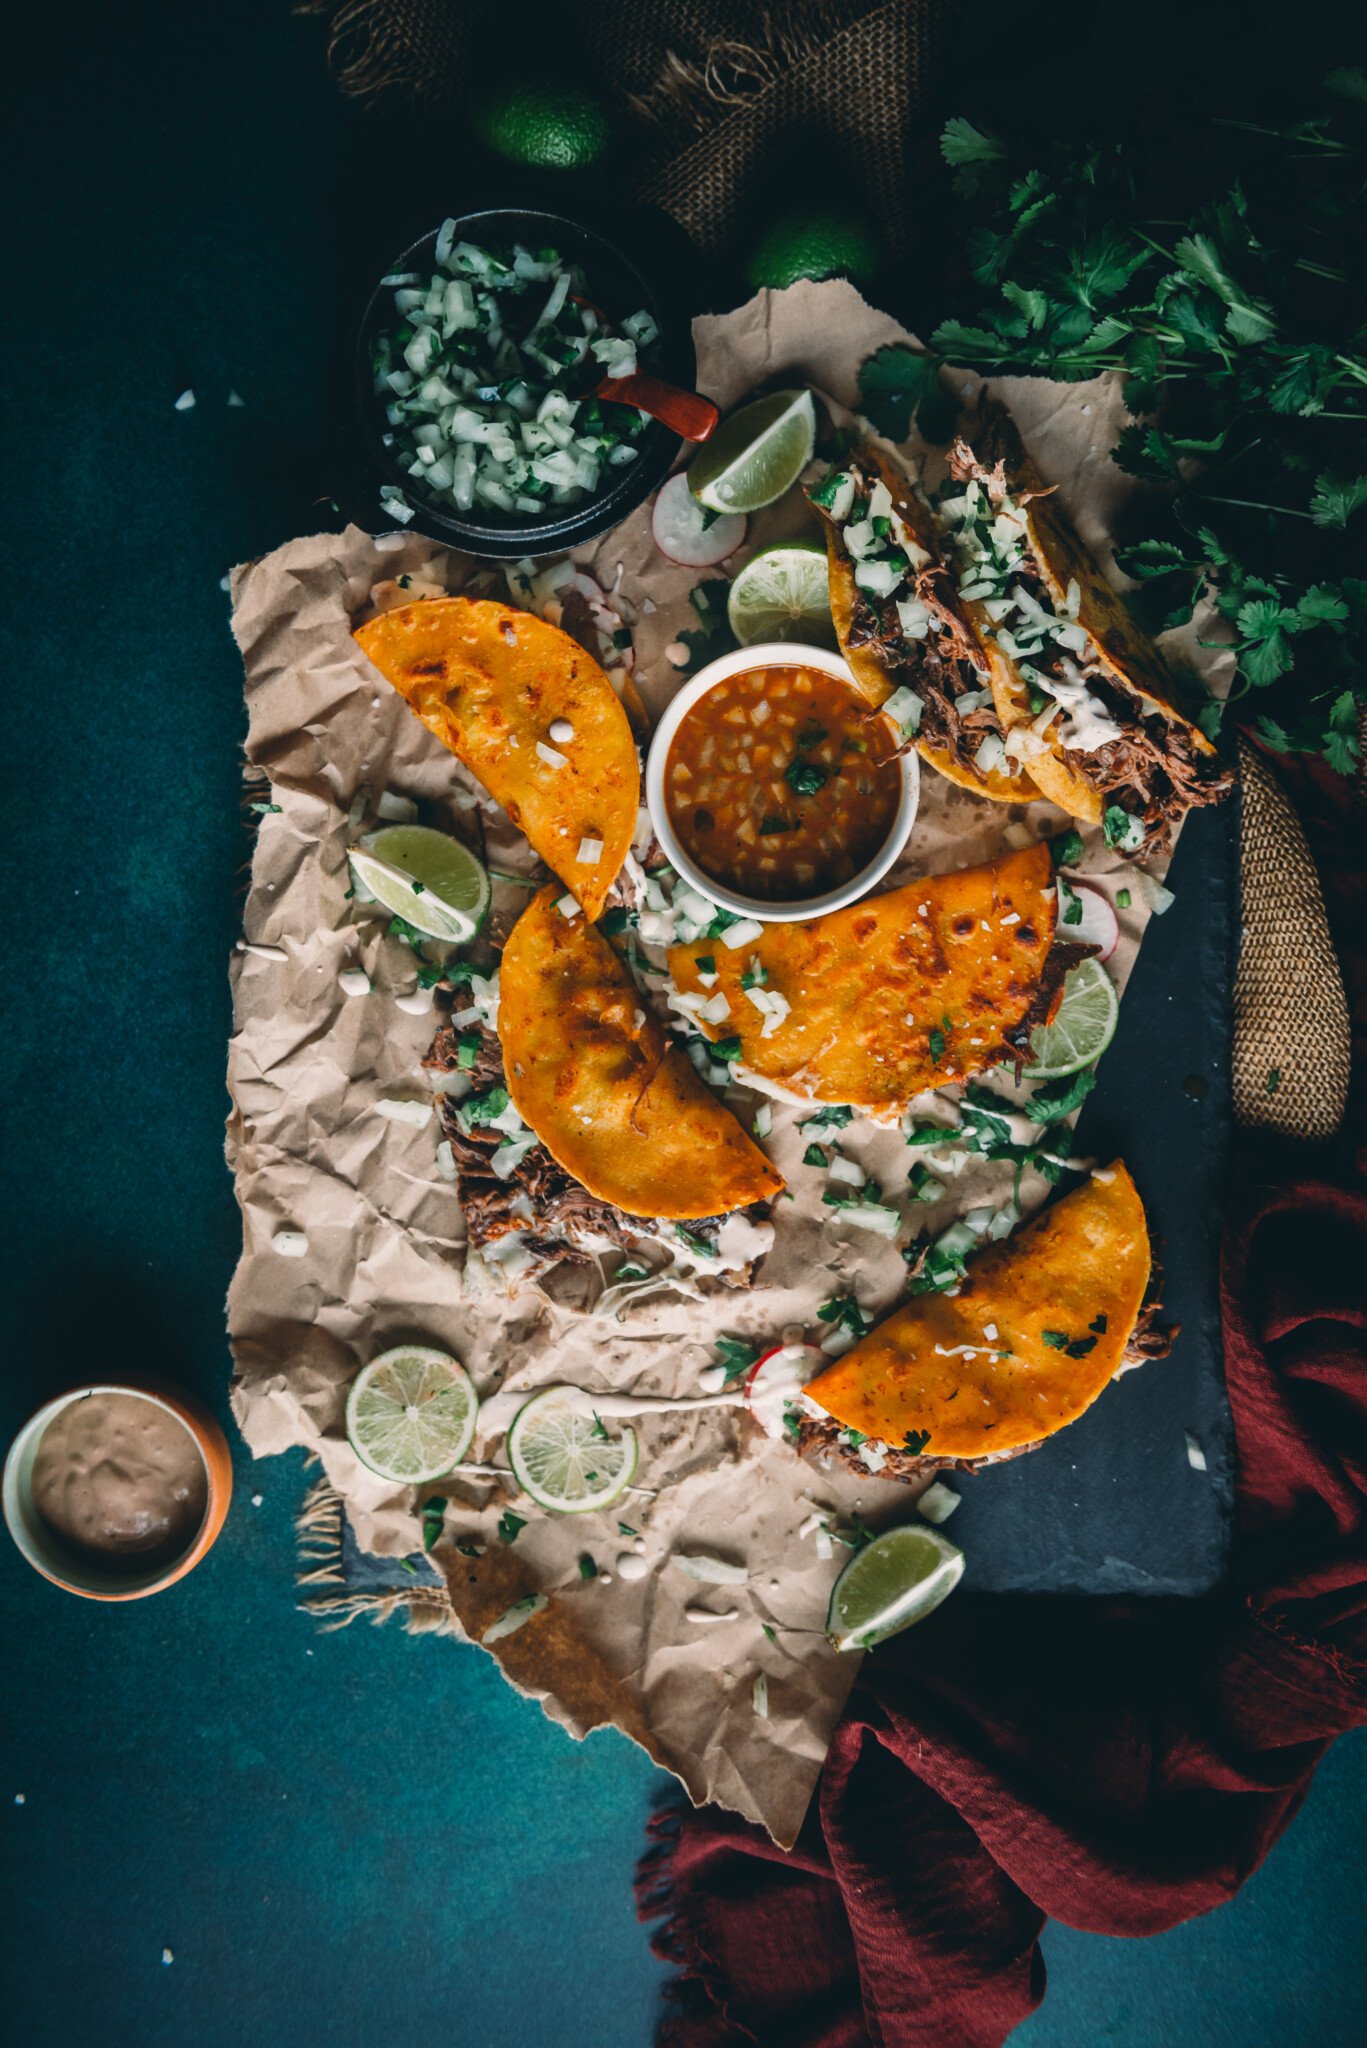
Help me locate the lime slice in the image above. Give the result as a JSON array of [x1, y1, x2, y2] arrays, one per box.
[[348, 824, 490, 944], [506, 1388, 639, 1514], [345, 1345, 478, 1484], [687, 389, 817, 515], [1024, 955, 1119, 1080], [726, 542, 836, 648], [827, 1524, 964, 1653]]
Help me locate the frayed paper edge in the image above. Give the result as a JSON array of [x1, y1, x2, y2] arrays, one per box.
[[294, 1477, 464, 1637]]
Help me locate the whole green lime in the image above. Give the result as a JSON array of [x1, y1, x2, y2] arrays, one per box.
[[472, 83, 613, 171], [745, 206, 883, 291]]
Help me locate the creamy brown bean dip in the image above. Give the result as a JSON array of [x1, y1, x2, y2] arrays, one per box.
[[32, 1393, 208, 1569]]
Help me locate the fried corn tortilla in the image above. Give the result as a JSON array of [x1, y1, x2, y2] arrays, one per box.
[[812, 444, 1036, 806], [499, 886, 785, 1221], [353, 597, 638, 921], [943, 404, 1228, 846], [804, 1163, 1151, 1457], [667, 843, 1060, 1113]]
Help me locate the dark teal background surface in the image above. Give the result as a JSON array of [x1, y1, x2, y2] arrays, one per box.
[[1, 6, 1363, 2043]]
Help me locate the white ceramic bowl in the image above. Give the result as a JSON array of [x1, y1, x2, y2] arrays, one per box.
[[645, 642, 920, 922]]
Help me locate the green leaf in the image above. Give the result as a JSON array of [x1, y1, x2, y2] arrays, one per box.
[[1310, 473, 1367, 528], [1113, 425, 1182, 481], [714, 1335, 759, 1384], [930, 318, 1007, 359], [1117, 538, 1192, 580], [858, 345, 941, 439], [903, 1428, 932, 1455], [1049, 828, 1084, 869], [1256, 714, 1293, 751], [421, 1497, 448, 1552], [819, 1294, 873, 1337], [1324, 692, 1363, 775], [785, 759, 828, 797], [712, 1035, 742, 1064], [941, 116, 1006, 168], [799, 1104, 855, 1133], [1296, 586, 1350, 627], [578, 1554, 598, 1580], [1240, 630, 1296, 686], [1001, 281, 1049, 330], [1064, 231, 1149, 309], [1173, 234, 1275, 341], [802, 1143, 828, 1167], [1236, 598, 1302, 643]]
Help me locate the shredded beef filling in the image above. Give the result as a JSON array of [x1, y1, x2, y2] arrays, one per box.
[[946, 442, 1232, 855], [816, 456, 1017, 782], [421, 1022, 758, 1291]]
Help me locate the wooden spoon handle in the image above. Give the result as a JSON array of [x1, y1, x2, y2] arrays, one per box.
[[597, 372, 719, 443]]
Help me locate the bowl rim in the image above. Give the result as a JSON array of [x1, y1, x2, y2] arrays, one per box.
[[354, 205, 688, 557], [2, 1379, 233, 1601], [645, 642, 921, 923]]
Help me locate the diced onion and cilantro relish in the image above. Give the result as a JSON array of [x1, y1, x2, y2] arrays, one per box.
[[371, 234, 658, 522]]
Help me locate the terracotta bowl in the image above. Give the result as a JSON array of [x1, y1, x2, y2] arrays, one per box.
[[2, 1380, 233, 1601]]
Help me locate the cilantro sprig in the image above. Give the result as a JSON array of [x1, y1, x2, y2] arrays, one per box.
[[859, 81, 1367, 771]]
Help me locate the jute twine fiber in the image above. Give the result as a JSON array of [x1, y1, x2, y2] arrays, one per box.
[[301, 0, 1355, 1144]]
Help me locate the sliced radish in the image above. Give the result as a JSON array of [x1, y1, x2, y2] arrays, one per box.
[[1059, 880, 1119, 961], [744, 1343, 826, 1440], [651, 472, 747, 567]]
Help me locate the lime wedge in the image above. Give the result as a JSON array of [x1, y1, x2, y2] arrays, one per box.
[[506, 1388, 638, 1514], [827, 1524, 964, 1652], [687, 389, 817, 515], [1024, 955, 1119, 1080], [348, 824, 490, 944], [345, 1346, 478, 1484], [726, 542, 836, 648]]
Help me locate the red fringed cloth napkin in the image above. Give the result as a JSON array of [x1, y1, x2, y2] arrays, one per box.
[[638, 1168, 1367, 2047]]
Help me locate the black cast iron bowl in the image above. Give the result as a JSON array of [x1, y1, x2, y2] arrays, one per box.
[[354, 206, 693, 559]]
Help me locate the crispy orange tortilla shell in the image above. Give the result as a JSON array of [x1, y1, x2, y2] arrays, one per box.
[[500, 887, 784, 1221], [667, 843, 1057, 1113], [353, 597, 638, 921], [805, 1163, 1151, 1456], [821, 460, 1032, 806]]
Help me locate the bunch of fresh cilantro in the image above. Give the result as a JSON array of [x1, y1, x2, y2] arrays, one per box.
[[857, 69, 1366, 773]]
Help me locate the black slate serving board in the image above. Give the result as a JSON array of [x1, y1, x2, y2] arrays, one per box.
[[953, 799, 1239, 1596]]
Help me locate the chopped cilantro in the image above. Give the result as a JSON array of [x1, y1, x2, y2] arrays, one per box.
[[578, 1555, 599, 1580], [1090, 1313, 1109, 1334], [1041, 1329, 1070, 1350], [802, 1143, 828, 1167], [421, 1497, 448, 1551], [598, 906, 635, 937], [759, 815, 794, 835], [249, 800, 282, 815], [761, 1622, 777, 1645], [1066, 1335, 1097, 1358], [456, 1031, 482, 1070], [497, 1510, 527, 1545], [612, 627, 633, 649], [784, 759, 828, 796], [453, 1540, 482, 1558], [589, 1412, 609, 1440], [617, 1522, 637, 1538], [1103, 804, 1139, 850], [714, 1335, 759, 1384], [712, 1035, 743, 1064], [1062, 884, 1083, 926], [705, 908, 740, 938], [459, 1085, 510, 1130], [818, 1295, 873, 1338], [674, 1225, 714, 1259], [1029, 1069, 1097, 1121], [1049, 829, 1084, 869], [903, 1428, 932, 1454], [1116, 888, 1132, 910], [799, 1104, 854, 1133], [781, 1401, 803, 1445], [808, 469, 848, 510], [796, 718, 827, 750], [905, 1119, 953, 1147], [741, 962, 768, 989], [928, 1027, 947, 1067], [615, 1261, 649, 1282], [694, 955, 716, 975]]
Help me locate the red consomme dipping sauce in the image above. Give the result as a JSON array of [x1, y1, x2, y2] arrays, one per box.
[[664, 663, 901, 902]]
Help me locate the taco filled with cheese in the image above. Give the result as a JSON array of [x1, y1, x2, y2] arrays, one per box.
[[667, 842, 1093, 1115], [797, 1162, 1173, 1481], [354, 596, 639, 920]]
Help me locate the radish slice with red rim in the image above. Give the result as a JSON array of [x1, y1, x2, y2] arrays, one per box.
[[1058, 879, 1119, 961], [651, 472, 747, 568], [745, 1343, 826, 1439]]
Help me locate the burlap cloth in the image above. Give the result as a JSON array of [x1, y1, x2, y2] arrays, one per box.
[[300, 0, 1355, 1144]]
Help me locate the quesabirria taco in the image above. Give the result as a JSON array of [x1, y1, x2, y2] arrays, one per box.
[[796, 1162, 1174, 1483], [667, 842, 1094, 1116], [807, 444, 1038, 804], [354, 596, 639, 920], [936, 402, 1232, 855], [422, 886, 784, 1298]]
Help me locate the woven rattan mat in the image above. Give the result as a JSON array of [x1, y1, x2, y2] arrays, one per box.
[[299, 0, 1354, 1142]]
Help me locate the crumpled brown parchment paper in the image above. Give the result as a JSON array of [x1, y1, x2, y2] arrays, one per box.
[[226, 280, 1231, 1847]]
